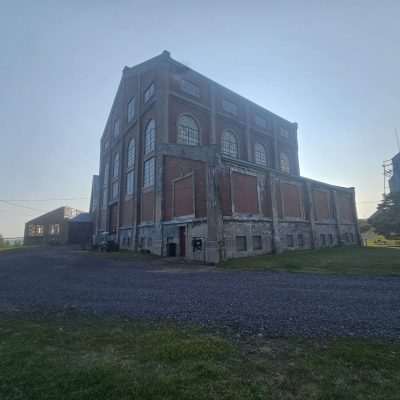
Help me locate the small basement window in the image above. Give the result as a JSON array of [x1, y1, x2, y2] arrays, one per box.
[[236, 236, 247, 252], [287, 234, 294, 248], [252, 235, 262, 250]]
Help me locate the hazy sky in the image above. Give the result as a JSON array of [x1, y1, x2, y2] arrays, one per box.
[[1, 0, 399, 237]]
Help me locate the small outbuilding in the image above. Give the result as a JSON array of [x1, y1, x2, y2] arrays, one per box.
[[67, 212, 93, 246], [24, 206, 92, 246]]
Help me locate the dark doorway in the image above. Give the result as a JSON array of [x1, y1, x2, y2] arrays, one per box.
[[179, 226, 186, 257]]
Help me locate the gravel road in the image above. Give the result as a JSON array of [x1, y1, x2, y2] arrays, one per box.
[[1, 247, 399, 338]]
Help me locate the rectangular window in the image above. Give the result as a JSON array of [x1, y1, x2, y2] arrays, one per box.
[[320, 234, 326, 247], [126, 170, 134, 195], [255, 115, 267, 129], [112, 181, 119, 200], [49, 224, 60, 235], [328, 234, 334, 245], [222, 99, 238, 116], [287, 234, 294, 248], [144, 123, 155, 154], [344, 232, 349, 243], [350, 233, 354, 243], [236, 236, 247, 252], [144, 82, 155, 103], [280, 126, 289, 138], [127, 97, 136, 122], [114, 119, 120, 138], [143, 158, 155, 187], [28, 224, 44, 237], [297, 234, 304, 248], [252, 235, 262, 250], [180, 79, 200, 98]]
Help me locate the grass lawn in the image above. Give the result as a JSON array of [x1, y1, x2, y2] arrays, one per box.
[[221, 246, 400, 275], [0, 246, 26, 253], [1, 316, 399, 400]]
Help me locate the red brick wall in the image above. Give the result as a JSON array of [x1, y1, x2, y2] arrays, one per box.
[[173, 175, 194, 217], [141, 191, 154, 222], [313, 189, 333, 220], [280, 182, 304, 218], [121, 198, 135, 226], [232, 172, 258, 214], [164, 156, 207, 220]]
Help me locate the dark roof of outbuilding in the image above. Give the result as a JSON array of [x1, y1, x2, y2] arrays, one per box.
[[70, 213, 93, 223]]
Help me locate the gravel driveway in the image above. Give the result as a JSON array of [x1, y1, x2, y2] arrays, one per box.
[[1, 247, 399, 338]]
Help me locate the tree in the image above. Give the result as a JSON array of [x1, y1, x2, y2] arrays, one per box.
[[368, 193, 400, 238], [358, 219, 372, 234], [0, 234, 4, 248]]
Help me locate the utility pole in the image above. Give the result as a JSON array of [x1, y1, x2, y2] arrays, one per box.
[[383, 159, 393, 197]]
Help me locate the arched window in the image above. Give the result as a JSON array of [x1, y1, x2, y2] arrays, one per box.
[[221, 130, 239, 158], [280, 152, 290, 174], [127, 138, 135, 169], [113, 153, 120, 178], [177, 115, 200, 145], [254, 143, 267, 166], [144, 119, 155, 154]]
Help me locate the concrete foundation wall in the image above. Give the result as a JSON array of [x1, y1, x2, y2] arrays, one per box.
[[223, 219, 273, 259]]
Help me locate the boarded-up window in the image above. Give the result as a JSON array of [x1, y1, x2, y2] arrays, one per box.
[[173, 175, 194, 217], [313, 189, 332, 220], [337, 192, 354, 223], [232, 172, 258, 214], [286, 234, 294, 248], [236, 236, 247, 251], [252, 236, 262, 250], [281, 182, 304, 218], [163, 157, 207, 221]]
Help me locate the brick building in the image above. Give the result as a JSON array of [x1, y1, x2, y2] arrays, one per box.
[[24, 207, 87, 246], [94, 51, 360, 263]]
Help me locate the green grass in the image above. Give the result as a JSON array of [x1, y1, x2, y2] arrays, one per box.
[[0, 246, 26, 253], [221, 246, 400, 275], [0, 316, 399, 400]]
